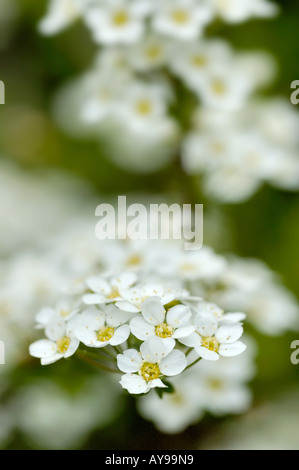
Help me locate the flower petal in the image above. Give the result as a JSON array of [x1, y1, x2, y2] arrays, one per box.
[[86, 277, 110, 294], [109, 325, 130, 346], [160, 350, 187, 376], [140, 337, 173, 363], [166, 305, 192, 328], [172, 325, 195, 339], [117, 349, 143, 373], [120, 374, 148, 395], [219, 341, 247, 357], [130, 316, 155, 341], [141, 297, 165, 325], [29, 339, 56, 358], [216, 324, 243, 344], [195, 346, 219, 361]]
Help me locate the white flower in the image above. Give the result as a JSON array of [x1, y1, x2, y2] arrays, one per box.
[[180, 311, 246, 360], [117, 337, 187, 394], [82, 272, 137, 306], [35, 300, 79, 330], [130, 296, 195, 347], [210, 0, 278, 23], [115, 81, 171, 134], [128, 34, 169, 71], [152, 0, 213, 40], [73, 305, 131, 348], [84, 0, 151, 45], [137, 374, 204, 434], [29, 317, 80, 365], [39, 0, 85, 35], [118, 284, 191, 313], [169, 39, 232, 92]]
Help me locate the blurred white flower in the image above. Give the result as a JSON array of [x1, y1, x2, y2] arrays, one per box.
[[210, 0, 278, 23], [84, 0, 151, 44], [29, 317, 80, 365], [39, 0, 86, 35], [152, 0, 213, 40]]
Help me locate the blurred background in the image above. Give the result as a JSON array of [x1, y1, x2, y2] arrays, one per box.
[[0, 0, 299, 450]]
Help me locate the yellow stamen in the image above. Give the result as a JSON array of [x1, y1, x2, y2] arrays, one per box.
[[140, 362, 160, 381], [112, 10, 129, 27], [97, 326, 114, 342], [56, 336, 71, 354], [171, 10, 189, 24], [201, 336, 219, 353], [155, 323, 174, 339]]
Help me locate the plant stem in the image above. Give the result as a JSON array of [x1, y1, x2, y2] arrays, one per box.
[[76, 350, 119, 373], [185, 356, 202, 371]]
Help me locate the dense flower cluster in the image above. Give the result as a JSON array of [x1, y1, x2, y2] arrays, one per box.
[[37, 0, 299, 203]]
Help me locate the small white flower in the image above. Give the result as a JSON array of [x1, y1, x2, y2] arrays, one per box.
[[39, 0, 85, 35], [35, 300, 79, 330], [210, 0, 278, 23], [130, 296, 195, 346], [29, 317, 80, 365], [82, 272, 137, 306], [128, 34, 169, 72], [180, 311, 246, 360], [152, 0, 213, 40], [84, 0, 151, 45], [73, 305, 131, 348], [117, 337, 187, 394]]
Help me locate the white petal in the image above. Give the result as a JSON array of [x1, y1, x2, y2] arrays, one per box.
[[141, 297, 165, 325], [105, 303, 133, 327], [29, 339, 56, 358], [120, 374, 148, 395], [74, 327, 98, 347], [222, 312, 246, 323], [194, 311, 218, 337], [86, 277, 110, 294], [35, 307, 55, 326], [172, 325, 195, 339], [148, 379, 168, 389], [140, 336, 173, 363], [160, 350, 187, 376], [64, 337, 80, 358], [115, 301, 141, 313], [117, 350, 143, 373], [45, 317, 66, 342], [41, 353, 63, 365], [114, 272, 137, 289], [195, 346, 219, 361], [83, 293, 106, 305], [178, 331, 201, 348], [79, 308, 105, 330], [166, 304, 192, 328], [216, 324, 243, 344], [109, 325, 130, 346], [130, 316, 155, 341], [219, 341, 247, 357]]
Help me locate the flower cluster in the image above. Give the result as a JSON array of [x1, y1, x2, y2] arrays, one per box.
[[29, 271, 246, 395], [37, 0, 299, 203]]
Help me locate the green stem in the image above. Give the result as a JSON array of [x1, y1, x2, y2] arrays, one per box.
[[185, 356, 202, 371], [76, 350, 119, 374]]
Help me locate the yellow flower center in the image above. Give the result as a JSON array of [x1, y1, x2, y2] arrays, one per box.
[[191, 55, 207, 68], [140, 362, 161, 381], [112, 10, 129, 27], [59, 309, 70, 318], [171, 10, 189, 24], [136, 100, 153, 116], [56, 336, 71, 354], [126, 254, 143, 267], [201, 336, 219, 353], [208, 378, 223, 390], [107, 286, 121, 300], [146, 45, 162, 61], [97, 326, 115, 342], [155, 323, 174, 339], [211, 79, 227, 95]]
